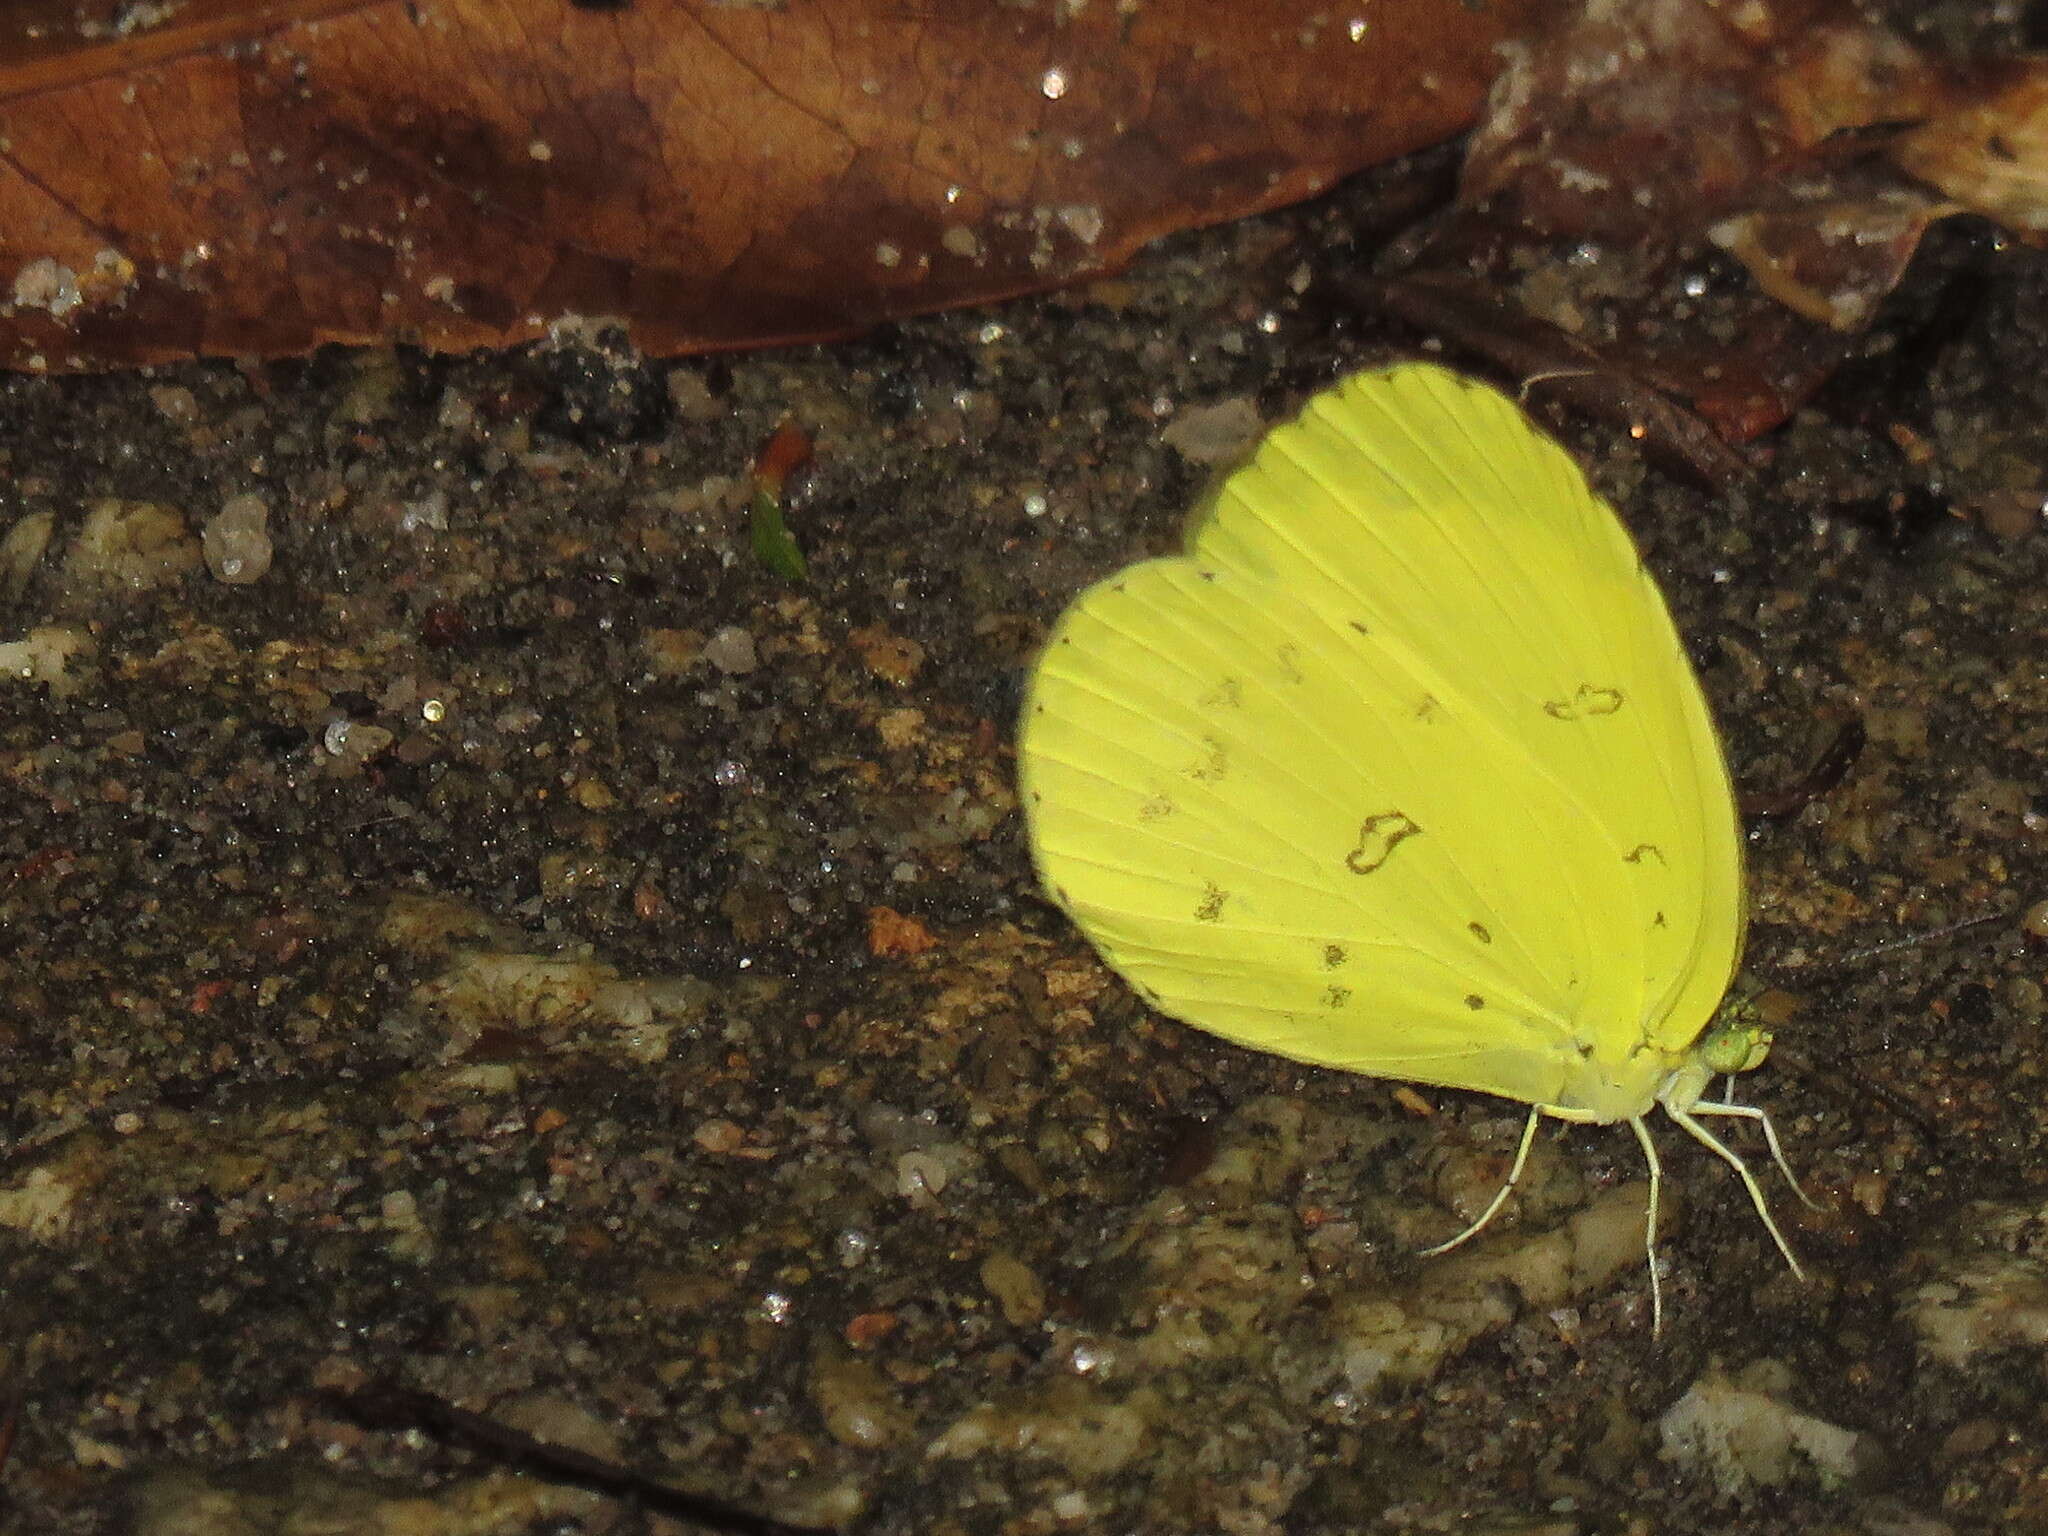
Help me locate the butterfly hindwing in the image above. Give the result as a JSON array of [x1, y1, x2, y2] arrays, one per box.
[[1019, 365, 1745, 1117]]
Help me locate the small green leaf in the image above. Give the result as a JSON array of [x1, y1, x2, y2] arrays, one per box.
[[749, 487, 808, 581]]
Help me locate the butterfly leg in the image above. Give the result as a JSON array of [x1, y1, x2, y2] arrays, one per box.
[[1664, 1102, 1807, 1282], [1419, 1106, 1542, 1258], [1692, 1096, 1822, 1211], [1627, 1115, 1666, 1339]]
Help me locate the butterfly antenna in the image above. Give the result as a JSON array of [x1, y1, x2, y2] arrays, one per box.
[[1664, 1102, 1806, 1282], [1830, 911, 2006, 968], [1627, 1116, 1666, 1339], [1771, 1042, 1944, 1148], [1515, 366, 1598, 402], [1420, 1107, 1542, 1258]]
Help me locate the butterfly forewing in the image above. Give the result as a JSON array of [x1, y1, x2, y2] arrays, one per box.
[[1020, 365, 1745, 1115]]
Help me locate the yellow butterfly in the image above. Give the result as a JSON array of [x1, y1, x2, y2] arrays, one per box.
[[1017, 363, 1811, 1331]]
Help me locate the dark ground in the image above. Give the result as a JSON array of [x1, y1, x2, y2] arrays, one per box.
[[4, 127, 2048, 1536]]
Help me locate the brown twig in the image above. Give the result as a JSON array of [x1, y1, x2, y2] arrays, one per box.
[[1742, 717, 1867, 820], [327, 1383, 837, 1536]]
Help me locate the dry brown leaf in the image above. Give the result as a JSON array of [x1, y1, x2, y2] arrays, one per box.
[[0, 0, 1535, 371], [1370, 0, 2048, 443]]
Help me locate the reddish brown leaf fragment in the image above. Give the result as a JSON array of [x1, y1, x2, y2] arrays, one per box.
[[844, 1311, 899, 1348], [866, 906, 938, 959], [751, 419, 813, 502]]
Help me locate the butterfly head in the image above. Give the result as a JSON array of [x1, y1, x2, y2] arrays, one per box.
[[1696, 995, 1774, 1076]]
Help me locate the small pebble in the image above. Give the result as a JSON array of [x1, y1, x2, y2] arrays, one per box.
[[202, 493, 273, 584], [703, 625, 758, 674]]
